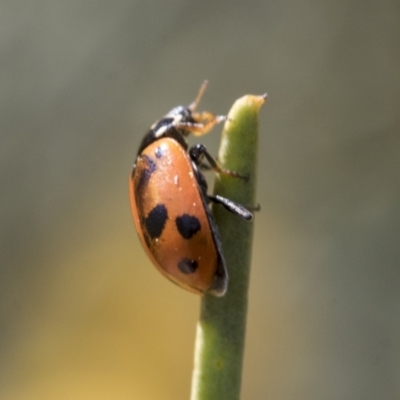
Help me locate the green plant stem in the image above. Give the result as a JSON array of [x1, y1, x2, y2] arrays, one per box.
[[190, 94, 266, 400]]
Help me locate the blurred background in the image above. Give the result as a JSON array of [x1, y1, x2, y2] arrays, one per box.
[[1, 1, 399, 399]]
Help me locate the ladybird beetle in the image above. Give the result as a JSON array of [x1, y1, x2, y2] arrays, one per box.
[[129, 81, 253, 296]]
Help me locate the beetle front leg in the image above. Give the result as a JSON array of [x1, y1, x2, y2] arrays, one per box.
[[173, 114, 226, 137], [189, 144, 249, 180]]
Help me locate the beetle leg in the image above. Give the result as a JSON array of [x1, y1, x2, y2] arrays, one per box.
[[192, 113, 227, 137], [208, 195, 253, 221], [173, 115, 226, 137], [189, 143, 249, 180]]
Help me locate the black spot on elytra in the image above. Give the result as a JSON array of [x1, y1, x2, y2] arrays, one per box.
[[178, 258, 198, 274], [155, 145, 166, 159], [136, 155, 156, 193], [144, 204, 168, 239], [175, 214, 201, 239]]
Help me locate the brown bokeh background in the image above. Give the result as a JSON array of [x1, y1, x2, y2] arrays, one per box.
[[1, 2, 399, 399]]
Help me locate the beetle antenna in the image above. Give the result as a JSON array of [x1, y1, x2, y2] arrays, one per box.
[[189, 80, 208, 111]]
